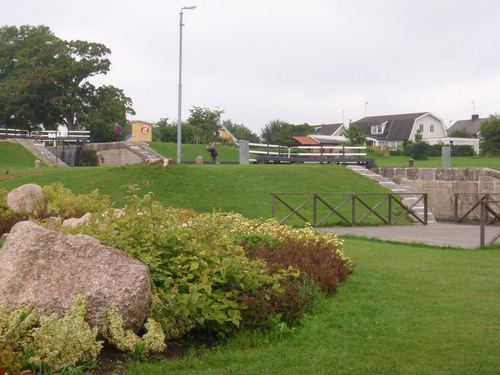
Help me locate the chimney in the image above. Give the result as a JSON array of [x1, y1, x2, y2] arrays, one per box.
[[472, 114, 479, 121]]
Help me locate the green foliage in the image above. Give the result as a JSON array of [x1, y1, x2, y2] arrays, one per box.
[[41, 183, 109, 218], [449, 128, 474, 138], [0, 182, 110, 235], [153, 118, 200, 144], [0, 296, 102, 374], [29, 295, 103, 372], [260, 120, 313, 145], [69, 185, 288, 337], [222, 120, 260, 143], [187, 106, 225, 143], [405, 131, 431, 160], [0, 24, 134, 133], [344, 123, 366, 146], [100, 307, 166, 357], [480, 115, 500, 155], [0, 302, 39, 352], [0, 344, 23, 374], [368, 146, 389, 158]]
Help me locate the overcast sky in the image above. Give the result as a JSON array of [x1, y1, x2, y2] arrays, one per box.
[[2, 0, 499, 134]]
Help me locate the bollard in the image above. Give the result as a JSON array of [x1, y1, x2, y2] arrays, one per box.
[[35, 160, 41, 168], [409, 159, 414, 167]]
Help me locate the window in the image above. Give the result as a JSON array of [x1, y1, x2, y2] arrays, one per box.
[[430, 124, 434, 133], [419, 124, 424, 132], [371, 124, 385, 134]]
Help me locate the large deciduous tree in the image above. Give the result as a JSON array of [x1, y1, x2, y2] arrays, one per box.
[[0, 25, 134, 137]]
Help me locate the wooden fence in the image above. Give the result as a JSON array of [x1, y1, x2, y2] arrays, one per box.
[[271, 192, 428, 226]]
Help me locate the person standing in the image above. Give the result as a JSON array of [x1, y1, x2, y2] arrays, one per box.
[[206, 144, 218, 162], [114, 123, 122, 141]]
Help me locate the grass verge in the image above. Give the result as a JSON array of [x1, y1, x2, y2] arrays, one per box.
[[122, 238, 500, 375]]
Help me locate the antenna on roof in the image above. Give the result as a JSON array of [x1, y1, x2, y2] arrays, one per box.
[[365, 101, 368, 117], [471, 99, 476, 114]]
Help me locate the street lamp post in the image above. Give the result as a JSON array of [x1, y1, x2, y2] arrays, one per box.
[[177, 5, 197, 164]]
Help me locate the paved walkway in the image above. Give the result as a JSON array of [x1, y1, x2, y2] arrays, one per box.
[[317, 223, 500, 249]]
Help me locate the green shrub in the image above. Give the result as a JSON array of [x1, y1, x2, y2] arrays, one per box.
[[100, 306, 166, 355], [0, 296, 102, 374], [227, 214, 352, 326], [42, 183, 109, 218], [67, 185, 288, 338], [29, 295, 103, 372]]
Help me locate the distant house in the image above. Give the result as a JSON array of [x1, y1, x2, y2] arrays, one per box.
[[352, 112, 448, 149], [448, 114, 488, 139], [310, 123, 346, 137]]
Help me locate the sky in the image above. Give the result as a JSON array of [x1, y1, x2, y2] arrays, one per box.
[[2, 0, 500, 134]]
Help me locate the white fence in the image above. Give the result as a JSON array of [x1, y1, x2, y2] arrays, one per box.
[[0, 129, 90, 145], [248, 142, 367, 160]]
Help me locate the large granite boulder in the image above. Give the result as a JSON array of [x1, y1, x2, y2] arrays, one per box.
[[0, 221, 151, 333], [6, 183, 46, 213]]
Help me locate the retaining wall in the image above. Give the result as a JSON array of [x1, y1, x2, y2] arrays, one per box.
[[373, 167, 500, 221], [83, 143, 143, 166]]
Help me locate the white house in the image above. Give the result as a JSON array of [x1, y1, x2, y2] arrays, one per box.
[[352, 112, 448, 149]]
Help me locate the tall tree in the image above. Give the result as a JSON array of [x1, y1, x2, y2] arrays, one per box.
[[0, 25, 134, 133], [77, 85, 135, 142], [222, 120, 260, 143], [0, 25, 57, 131], [344, 122, 366, 145], [186, 106, 224, 143], [260, 119, 313, 145], [479, 115, 500, 155]]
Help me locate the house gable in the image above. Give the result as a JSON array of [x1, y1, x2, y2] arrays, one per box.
[[353, 112, 447, 148], [311, 123, 345, 137]]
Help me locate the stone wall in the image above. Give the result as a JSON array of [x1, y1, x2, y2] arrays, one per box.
[[373, 167, 500, 221], [83, 143, 143, 166]]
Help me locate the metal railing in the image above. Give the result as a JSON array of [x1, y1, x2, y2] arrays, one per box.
[[249, 143, 367, 159], [271, 192, 428, 226]]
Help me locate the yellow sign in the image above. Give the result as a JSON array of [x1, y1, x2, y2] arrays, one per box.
[[131, 121, 153, 142]]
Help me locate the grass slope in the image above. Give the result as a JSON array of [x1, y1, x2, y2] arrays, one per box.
[[0, 140, 48, 170], [123, 239, 500, 375], [0, 163, 391, 224]]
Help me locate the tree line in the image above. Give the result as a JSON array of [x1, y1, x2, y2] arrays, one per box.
[[0, 25, 318, 145]]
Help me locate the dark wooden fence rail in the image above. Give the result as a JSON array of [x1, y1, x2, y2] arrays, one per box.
[[271, 193, 428, 226]]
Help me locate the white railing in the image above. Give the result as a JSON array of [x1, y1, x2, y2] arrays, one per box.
[[0, 128, 29, 137], [31, 130, 90, 142], [248, 143, 366, 158]]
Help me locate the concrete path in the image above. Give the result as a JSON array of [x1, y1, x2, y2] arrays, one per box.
[[317, 223, 500, 249]]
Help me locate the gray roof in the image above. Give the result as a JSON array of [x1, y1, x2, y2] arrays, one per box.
[[352, 112, 428, 141], [311, 123, 344, 136], [448, 116, 488, 138]]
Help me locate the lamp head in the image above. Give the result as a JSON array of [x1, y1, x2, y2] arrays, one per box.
[[183, 5, 197, 10]]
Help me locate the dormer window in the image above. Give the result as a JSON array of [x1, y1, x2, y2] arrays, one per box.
[[370, 122, 386, 135]]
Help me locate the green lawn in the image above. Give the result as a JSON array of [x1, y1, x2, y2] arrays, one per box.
[[123, 239, 500, 375]]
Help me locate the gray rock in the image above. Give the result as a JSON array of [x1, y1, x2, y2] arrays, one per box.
[[62, 212, 93, 228], [0, 221, 151, 333], [6, 184, 45, 213]]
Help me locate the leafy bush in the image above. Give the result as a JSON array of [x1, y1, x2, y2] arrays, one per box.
[[225, 214, 352, 326], [67, 185, 289, 338], [29, 295, 103, 372], [368, 146, 389, 158], [0, 183, 110, 235], [0, 296, 102, 374]]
